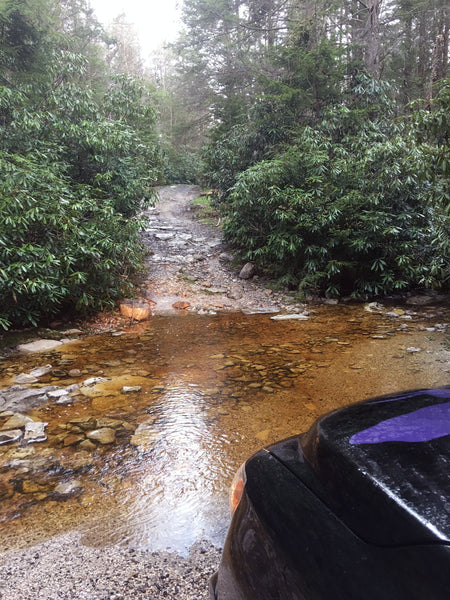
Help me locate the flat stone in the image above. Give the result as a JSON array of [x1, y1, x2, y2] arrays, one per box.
[[122, 386, 142, 394], [255, 429, 271, 442], [81, 377, 108, 387], [86, 427, 116, 444], [95, 418, 123, 429], [270, 313, 309, 321], [53, 480, 83, 498], [14, 373, 39, 384], [364, 302, 385, 312], [0, 386, 59, 413], [1, 414, 34, 430], [130, 424, 160, 447], [29, 365, 53, 378], [48, 389, 71, 399], [24, 421, 48, 443], [0, 429, 23, 444], [63, 433, 85, 446], [68, 417, 97, 430], [17, 340, 63, 353], [78, 439, 97, 452], [407, 347, 422, 353]]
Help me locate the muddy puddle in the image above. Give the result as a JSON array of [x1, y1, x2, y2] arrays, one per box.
[[0, 304, 448, 554]]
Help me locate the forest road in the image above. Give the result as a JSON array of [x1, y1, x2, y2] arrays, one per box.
[[139, 184, 302, 316]]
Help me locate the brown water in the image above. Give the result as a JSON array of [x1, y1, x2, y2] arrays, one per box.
[[0, 305, 448, 554]]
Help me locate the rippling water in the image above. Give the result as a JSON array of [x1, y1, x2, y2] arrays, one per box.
[[0, 307, 447, 553]]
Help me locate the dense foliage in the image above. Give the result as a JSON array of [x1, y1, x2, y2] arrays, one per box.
[[175, 0, 449, 297], [224, 79, 449, 296], [0, 0, 162, 329]]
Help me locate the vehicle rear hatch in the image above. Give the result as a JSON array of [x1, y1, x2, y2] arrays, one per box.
[[268, 388, 450, 547]]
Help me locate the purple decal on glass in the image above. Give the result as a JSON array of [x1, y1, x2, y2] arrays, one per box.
[[350, 402, 450, 445]]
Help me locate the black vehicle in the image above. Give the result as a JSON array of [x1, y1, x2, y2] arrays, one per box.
[[210, 387, 450, 600]]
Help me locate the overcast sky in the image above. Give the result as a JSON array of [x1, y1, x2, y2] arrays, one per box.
[[88, 0, 182, 58]]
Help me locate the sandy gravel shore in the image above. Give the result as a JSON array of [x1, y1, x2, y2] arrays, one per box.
[[0, 532, 220, 600]]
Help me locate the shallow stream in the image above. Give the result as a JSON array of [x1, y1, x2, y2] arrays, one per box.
[[0, 304, 448, 554]]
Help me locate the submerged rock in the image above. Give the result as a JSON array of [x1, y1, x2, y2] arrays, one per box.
[[130, 423, 160, 447], [24, 421, 48, 444], [14, 373, 39, 384], [87, 428, 116, 444], [0, 429, 23, 445], [52, 480, 83, 499], [17, 339, 63, 353], [1, 413, 34, 430], [122, 386, 142, 394], [270, 313, 309, 321], [0, 385, 59, 412], [29, 365, 53, 378]]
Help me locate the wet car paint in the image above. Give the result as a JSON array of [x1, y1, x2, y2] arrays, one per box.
[[212, 387, 450, 599]]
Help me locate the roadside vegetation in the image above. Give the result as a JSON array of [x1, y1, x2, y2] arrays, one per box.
[[0, 0, 163, 329], [170, 0, 449, 299], [1, 0, 448, 330]]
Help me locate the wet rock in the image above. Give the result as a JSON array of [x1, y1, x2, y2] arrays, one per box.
[[14, 373, 39, 384], [255, 429, 271, 442], [122, 386, 142, 394], [172, 301, 191, 310], [68, 369, 82, 377], [68, 417, 98, 431], [0, 429, 23, 445], [63, 433, 85, 447], [130, 424, 160, 447], [0, 385, 59, 412], [24, 421, 48, 444], [78, 439, 97, 452], [81, 377, 108, 387], [239, 262, 255, 280], [29, 365, 53, 378], [270, 313, 309, 321], [1, 413, 34, 430], [364, 302, 384, 312], [87, 428, 116, 444], [52, 480, 83, 499], [17, 339, 63, 353]]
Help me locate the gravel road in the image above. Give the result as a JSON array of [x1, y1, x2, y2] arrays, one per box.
[[0, 533, 220, 599]]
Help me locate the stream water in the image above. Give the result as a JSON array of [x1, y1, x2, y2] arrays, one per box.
[[0, 304, 448, 555]]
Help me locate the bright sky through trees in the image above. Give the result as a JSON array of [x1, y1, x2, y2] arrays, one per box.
[[88, 0, 181, 58]]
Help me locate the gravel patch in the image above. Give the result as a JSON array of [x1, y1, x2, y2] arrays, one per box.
[[0, 533, 220, 599]]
